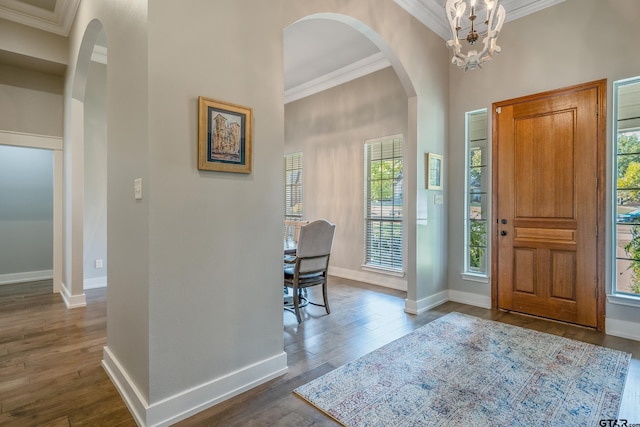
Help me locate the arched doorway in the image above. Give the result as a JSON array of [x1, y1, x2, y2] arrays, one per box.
[[283, 13, 419, 313], [62, 19, 107, 307]]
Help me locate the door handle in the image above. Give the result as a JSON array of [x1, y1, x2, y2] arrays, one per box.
[[501, 230, 507, 236]]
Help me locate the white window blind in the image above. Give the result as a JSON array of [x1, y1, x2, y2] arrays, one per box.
[[284, 152, 303, 221], [364, 135, 403, 272]]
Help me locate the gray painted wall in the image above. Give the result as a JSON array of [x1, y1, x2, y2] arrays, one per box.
[[0, 145, 53, 276], [0, 63, 63, 136], [285, 67, 408, 288]]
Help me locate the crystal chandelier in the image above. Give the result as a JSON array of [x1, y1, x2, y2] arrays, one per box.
[[445, 0, 506, 71]]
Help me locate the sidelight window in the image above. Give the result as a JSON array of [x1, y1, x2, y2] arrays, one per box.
[[464, 109, 489, 278], [614, 76, 640, 299]]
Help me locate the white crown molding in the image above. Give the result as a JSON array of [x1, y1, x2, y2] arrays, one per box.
[[284, 52, 391, 104], [505, 0, 566, 22], [395, 0, 566, 41], [394, 0, 451, 40], [0, 0, 80, 36]]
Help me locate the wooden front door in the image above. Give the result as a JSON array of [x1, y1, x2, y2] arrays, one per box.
[[493, 80, 606, 330]]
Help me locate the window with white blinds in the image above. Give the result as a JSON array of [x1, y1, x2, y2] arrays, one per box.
[[284, 152, 303, 221], [364, 135, 404, 272]]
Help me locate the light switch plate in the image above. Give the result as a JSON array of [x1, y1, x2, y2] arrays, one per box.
[[134, 178, 143, 200], [434, 194, 444, 205]]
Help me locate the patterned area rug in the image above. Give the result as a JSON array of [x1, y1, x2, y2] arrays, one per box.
[[294, 312, 631, 427]]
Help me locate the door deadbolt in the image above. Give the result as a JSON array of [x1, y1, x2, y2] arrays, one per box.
[[501, 219, 508, 224]]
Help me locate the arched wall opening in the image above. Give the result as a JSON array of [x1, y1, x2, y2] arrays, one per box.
[[62, 19, 108, 308], [283, 13, 419, 308]]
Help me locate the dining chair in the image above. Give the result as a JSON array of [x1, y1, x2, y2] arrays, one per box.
[[284, 219, 336, 323]]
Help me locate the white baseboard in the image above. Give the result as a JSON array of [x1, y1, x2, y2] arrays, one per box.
[[329, 266, 407, 291], [60, 281, 87, 308], [404, 289, 492, 315], [606, 317, 640, 342], [84, 276, 107, 289], [0, 270, 53, 285], [102, 347, 148, 426], [448, 289, 492, 309], [405, 290, 449, 314], [103, 346, 288, 427]]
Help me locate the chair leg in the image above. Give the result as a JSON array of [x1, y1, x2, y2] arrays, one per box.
[[292, 285, 302, 323], [322, 281, 330, 314]]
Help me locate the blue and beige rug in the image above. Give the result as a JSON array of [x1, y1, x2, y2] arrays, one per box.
[[294, 312, 631, 426]]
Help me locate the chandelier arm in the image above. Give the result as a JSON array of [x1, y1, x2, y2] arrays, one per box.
[[445, 0, 465, 39], [477, 4, 505, 63]]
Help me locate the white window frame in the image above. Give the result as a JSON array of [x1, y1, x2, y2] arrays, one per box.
[[463, 109, 490, 281], [610, 76, 640, 307], [363, 135, 404, 274]]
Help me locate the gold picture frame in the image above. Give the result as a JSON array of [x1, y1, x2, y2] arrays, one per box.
[[426, 152, 443, 190], [198, 96, 252, 173]]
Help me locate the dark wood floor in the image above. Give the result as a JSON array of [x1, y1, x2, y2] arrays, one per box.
[[0, 280, 134, 426], [0, 278, 638, 426]]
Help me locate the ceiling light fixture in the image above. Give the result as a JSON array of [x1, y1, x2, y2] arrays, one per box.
[[445, 0, 506, 71]]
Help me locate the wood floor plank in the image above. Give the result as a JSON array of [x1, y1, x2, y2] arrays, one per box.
[[0, 281, 135, 427], [0, 278, 638, 426], [177, 278, 640, 426]]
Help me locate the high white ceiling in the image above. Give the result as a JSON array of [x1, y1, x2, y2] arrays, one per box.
[[284, 0, 565, 102], [0, 0, 565, 101]]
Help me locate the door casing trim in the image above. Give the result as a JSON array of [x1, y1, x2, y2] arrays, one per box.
[[490, 79, 607, 331]]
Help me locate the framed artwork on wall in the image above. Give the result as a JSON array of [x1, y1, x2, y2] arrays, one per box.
[[198, 96, 252, 173], [426, 152, 443, 190]]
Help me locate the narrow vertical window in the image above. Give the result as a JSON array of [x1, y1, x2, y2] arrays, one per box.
[[284, 152, 303, 221], [364, 135, 404, 272], [614, 77, 640, 298], [465, 109, 489, 277]]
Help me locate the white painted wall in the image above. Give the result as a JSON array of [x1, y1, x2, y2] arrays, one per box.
[[0, 63, 63, 136], [446, 0, 640, 325], [285, 67, 408, 289]]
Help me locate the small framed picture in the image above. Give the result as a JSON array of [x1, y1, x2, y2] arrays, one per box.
[[426, 152, 443, 190], [198, 96, 252, 173]]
